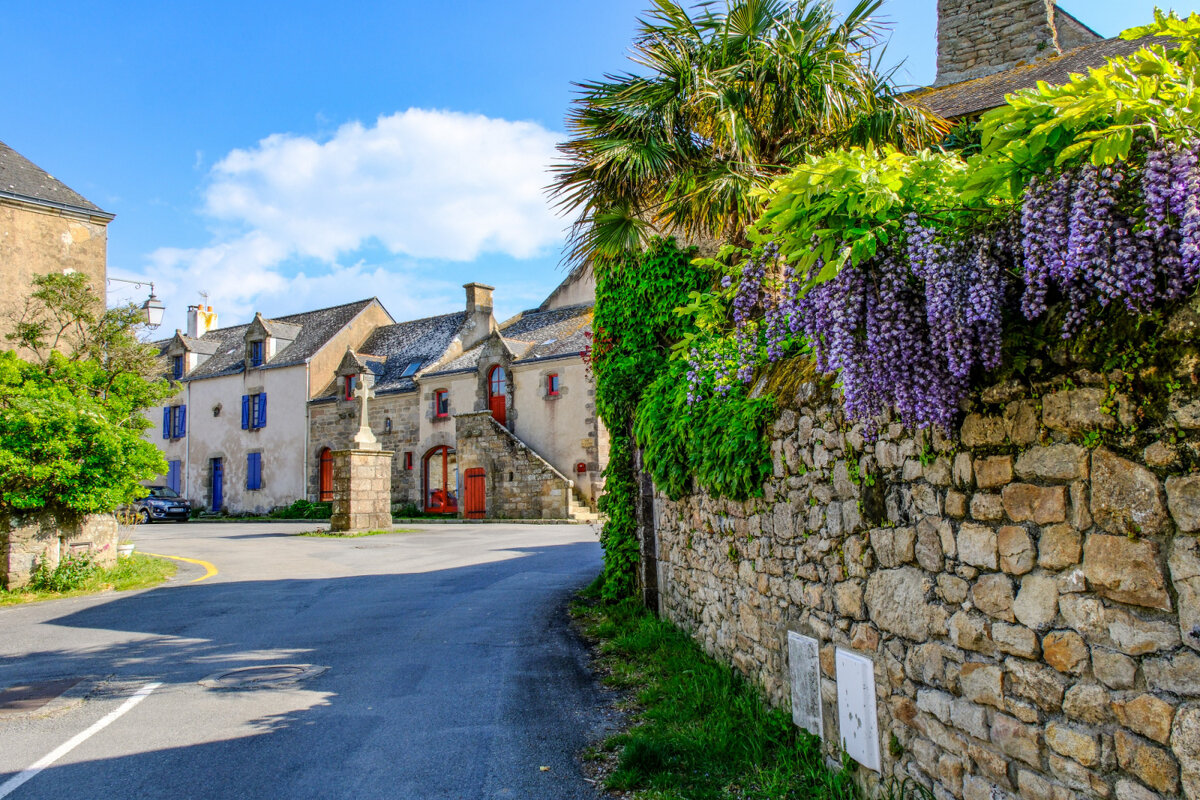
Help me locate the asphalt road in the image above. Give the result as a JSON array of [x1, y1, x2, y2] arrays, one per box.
[[0, 521, 609, 799]]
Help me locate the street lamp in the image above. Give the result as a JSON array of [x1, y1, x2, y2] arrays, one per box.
[[107, 277, 165, 329]]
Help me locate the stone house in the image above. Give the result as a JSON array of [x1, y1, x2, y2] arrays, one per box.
[[910, 1, 1150, 121], [150, 269, 605, 519], [151, 298, 395, 514], [0, 140, 119, 587], [0, 139, 113, 348], [309, 271, 604, 520]]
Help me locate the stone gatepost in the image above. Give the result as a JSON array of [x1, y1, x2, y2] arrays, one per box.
[[329, 376, 394, 534]]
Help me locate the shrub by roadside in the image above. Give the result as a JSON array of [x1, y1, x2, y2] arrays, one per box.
[[571, 581, 933, 800], [0, 552, 176, 606]]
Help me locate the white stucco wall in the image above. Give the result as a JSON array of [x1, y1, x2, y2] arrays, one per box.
[[416, 372, 474, 454], [143, 365, 310, 514], [510, 358, 605, 503], [146, 385, 189, 491]]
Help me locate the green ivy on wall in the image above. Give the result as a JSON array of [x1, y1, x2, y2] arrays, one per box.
[[592, 238, 709, 599], [592, 238, 776, 599], [635, 358, 774, 502]]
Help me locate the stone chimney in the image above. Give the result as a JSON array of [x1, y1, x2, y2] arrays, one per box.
[[935, 0, 1070, 86], [187, 304, 218, 338], [461, 282, 497, 351]]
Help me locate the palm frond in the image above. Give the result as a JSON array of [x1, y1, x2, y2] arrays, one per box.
[[547, 0, 943, 268]]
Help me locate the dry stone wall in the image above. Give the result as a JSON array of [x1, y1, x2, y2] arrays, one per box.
[[651, 379, 1200, 799], [2, 513, 118, 589]]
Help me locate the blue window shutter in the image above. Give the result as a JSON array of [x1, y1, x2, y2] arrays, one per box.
[[241, 395, 250, 430], [177, 405, 187, 437], [162, 407, 171, 439], [258, 393, 267, 428], [247, 453, 262, 490]]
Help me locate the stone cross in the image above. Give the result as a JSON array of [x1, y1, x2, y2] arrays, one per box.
[[352, 377, 380, 450]]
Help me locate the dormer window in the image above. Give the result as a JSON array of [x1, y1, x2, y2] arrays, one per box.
[[172, 355, 184, 380], [250, 340, 265, 367], [344, 375, 358, 401]]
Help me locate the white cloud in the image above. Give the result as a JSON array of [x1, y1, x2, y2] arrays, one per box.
[[141, 109, 566, 330]]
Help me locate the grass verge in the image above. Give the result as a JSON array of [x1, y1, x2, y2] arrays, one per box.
[[572, 579, 933, 800], [572, 579, 860, 800], [0, 554, 178, 606], [296, 529, 418, 538]]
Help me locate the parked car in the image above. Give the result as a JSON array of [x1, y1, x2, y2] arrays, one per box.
[[132, 486, 192, 523]]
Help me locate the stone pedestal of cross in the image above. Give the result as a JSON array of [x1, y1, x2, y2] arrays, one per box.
[[330, 374, 393, 533], [352, 378, 381, 451]]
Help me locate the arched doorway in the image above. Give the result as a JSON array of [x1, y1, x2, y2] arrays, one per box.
[[424, 446, 458, 514], [318, 448, 333, 502], [488, 365, 508, 427]]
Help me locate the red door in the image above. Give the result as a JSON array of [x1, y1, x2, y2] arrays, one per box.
[[318, 448, 333, 502], [464, 468, 486, 519], [488, 366, 507, 427]]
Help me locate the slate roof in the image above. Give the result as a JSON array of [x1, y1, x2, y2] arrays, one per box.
[[0, 140, 112, 218], [177, 333, 220, 355], [259, 318, 302, 341], [174, 298, 381, 381], [312, 311, 469, 399], [908, 36, 1152, 120], [426, 303, 593, 376]]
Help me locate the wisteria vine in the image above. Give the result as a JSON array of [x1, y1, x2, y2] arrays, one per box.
[[689, 138, 1200, 434]]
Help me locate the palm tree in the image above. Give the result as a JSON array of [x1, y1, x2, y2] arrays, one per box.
[[551, 0, 945, 266]]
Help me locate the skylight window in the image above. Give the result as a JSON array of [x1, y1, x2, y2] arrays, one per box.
[[401, 360, 422, 378]]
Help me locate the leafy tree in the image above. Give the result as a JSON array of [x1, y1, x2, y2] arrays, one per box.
[[0, 273, 171, 517], [551, 0, 945, 266]]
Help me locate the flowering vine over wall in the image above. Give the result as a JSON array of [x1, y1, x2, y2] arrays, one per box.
[[682, 12, 1200, 434]]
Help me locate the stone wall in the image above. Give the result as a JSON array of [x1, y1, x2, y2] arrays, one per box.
[[0, 201, 109, 353], [309, 392, 421, 507], [934, 0, 1099, 87], [2, 513, 118, 589], [649, 379, 1200, 799], [455, 412, 573, 519], [330, 449, 393, 532]]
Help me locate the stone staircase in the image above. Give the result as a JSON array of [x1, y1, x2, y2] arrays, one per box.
[[457, 411, 602, 523], [568, 489, 601, 524]]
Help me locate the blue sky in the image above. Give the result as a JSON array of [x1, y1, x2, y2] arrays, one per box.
[[0, 0, 1177, 331]]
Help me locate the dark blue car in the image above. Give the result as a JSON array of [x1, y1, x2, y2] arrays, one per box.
[[133, 486, 192, 523]]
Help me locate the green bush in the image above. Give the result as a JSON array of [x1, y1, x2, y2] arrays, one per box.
[[0, 273, 172, 517], [268, 499, 332, 520], [29, 551, 99, 592]]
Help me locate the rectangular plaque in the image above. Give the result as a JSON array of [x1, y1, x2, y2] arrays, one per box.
[[835, 648, 881, 772], [787, 631, 823, 739]]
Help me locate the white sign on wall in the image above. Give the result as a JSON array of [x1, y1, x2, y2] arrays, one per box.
[[787, 632, 823, 739], [835, 648, 881, 772]]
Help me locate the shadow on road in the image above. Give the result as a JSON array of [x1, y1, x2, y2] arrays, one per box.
[[0, 541, 607, 800]]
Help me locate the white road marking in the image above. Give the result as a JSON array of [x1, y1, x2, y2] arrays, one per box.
[[0, 681, 162, 799]]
